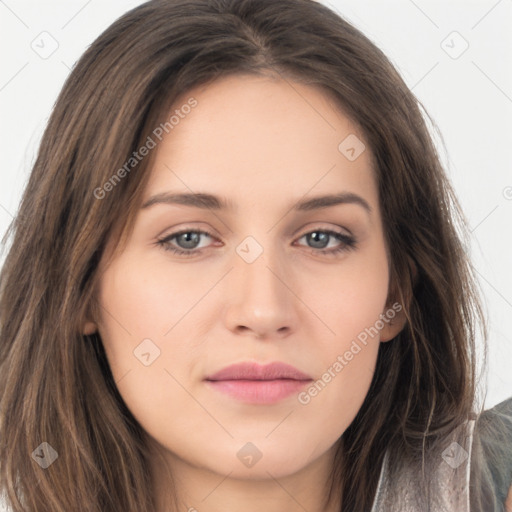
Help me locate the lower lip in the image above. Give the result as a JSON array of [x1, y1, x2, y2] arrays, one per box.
[[205, 379, 311, 404]]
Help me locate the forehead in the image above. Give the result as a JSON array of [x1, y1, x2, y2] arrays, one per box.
[[144, 73, 378, 217]]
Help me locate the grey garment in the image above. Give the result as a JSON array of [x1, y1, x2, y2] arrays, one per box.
[[475, 397, 512, 510], [370, 397, 512, 512]]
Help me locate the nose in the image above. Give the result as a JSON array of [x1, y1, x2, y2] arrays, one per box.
[[223, 243, 299, 340]]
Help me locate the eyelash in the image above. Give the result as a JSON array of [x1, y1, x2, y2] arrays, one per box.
[[156, 228, 357, 258]]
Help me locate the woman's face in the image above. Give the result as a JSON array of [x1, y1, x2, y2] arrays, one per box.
[[87, 74, 404, 481]]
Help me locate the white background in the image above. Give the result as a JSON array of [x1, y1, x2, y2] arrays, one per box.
[[0, 0, 510, 418]]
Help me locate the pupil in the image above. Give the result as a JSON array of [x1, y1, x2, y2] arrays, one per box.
[[309, 232, 328, 249], [178, 232, 200, 249]]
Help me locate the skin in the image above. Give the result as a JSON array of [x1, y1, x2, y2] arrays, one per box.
[[84, 74, 408, 512], [507, 485, 512, 512]]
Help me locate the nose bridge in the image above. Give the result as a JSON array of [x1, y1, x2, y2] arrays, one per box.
[[224, 232, 297, 336], [236, 233, 287, 304]]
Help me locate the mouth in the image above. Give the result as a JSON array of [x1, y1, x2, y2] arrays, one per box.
[[204, 379, 312, 404], [204, 361, 313, 404]]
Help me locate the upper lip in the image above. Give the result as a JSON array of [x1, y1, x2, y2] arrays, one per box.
[[205, 362, 313, 381]]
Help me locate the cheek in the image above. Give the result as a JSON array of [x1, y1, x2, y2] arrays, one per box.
[[96, 252, 208, 364], [305, 235, 390, 351], [95, 254, 208, 437], [298, 239, 389, 421]]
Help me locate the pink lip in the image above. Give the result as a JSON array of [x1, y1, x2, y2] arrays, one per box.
[[204, 362, 313, 404]]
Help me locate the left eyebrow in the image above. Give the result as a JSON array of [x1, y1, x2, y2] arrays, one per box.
[[140, 191, 372, 215], [141, 192, 233, 210], [294, 192, 372, 215]]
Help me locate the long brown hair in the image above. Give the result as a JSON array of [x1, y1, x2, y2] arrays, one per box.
[[0, 0, 495, 510]]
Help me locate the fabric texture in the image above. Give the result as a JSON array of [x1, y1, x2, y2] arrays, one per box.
[[369, 396, 512, 512]]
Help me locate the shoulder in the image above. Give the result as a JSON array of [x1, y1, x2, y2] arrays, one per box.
[[473, 396, 512, 510], [477, 396, 512, 447], [481, 396, 512, 418]]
